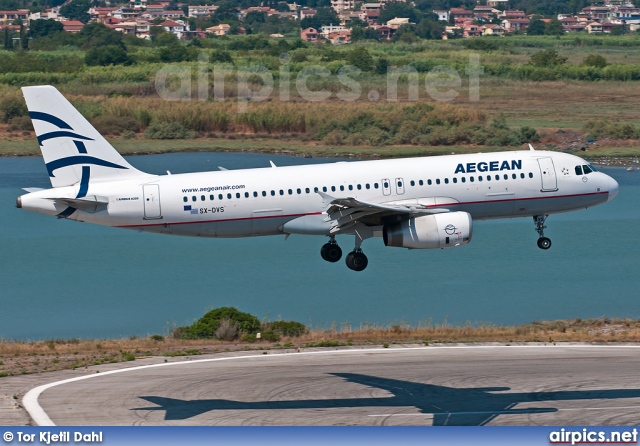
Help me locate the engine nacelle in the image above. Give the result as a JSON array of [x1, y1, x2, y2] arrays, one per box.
[[383, 211, 473, 249]]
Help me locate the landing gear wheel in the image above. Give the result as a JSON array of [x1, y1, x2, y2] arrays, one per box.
[[537, 237, 552, 250], [345, 251, 368, 272], [320, 242, 342, 263]]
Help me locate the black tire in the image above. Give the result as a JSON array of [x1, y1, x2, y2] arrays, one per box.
[[537, 237, 552, 250], [321, 243, 342, 262], [346, 251, 368, 272]]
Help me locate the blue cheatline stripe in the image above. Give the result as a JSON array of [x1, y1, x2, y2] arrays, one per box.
[[56, 206, 76, 219], [46, 156, 127, 177], [37, 131, 93, 146], [29, 111, 72, 130], [73, 140, 88, 154], [77, 166, 90, 198]]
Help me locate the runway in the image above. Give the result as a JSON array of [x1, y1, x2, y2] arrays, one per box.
[[22, 345, 640, 426]]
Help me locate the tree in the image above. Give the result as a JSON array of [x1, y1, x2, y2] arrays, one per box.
[[530, 49, 568, 67], [527, 16, 546, 35], [545, 18, 564, 35], [77, 22, 125, 49], [611, 24, 626, 35], [582, 54, 608, 68], [375, 57, 389, 75], [300, 7, 339, 30], [416, 18, 444, 39], [85, 45, 130, 65], [60, 0, 91, 23], [378, 2, 419, 24], [28, 19, 64, 39], [346, 45, 373, 71]]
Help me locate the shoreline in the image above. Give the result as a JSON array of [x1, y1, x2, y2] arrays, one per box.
[[1, 318, 639, 377], [1, 137, 640, 166]]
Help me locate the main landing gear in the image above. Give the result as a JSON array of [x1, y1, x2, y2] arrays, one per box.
[[534, 215, 552, 250], [320, 236, 369, 271]]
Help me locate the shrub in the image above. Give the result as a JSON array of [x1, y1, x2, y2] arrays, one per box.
[[215, 317, 240, 341], [260, 331, 281, 342], [149, 334, 164, 341], [144, 121, 193, 139], [7, 115, 32, 131], [529, 49, 567, 67], [263, 320, 307, 337], [0, 92, 27, 122], [176, 307, 261, 339], [85, 45, 130, 66], [346, 46, 374, 71], [91, 115, 139, 135], [582, 54, 608, 68]]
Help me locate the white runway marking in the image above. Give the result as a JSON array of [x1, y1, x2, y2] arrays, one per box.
[[369, 406, 640, 417]]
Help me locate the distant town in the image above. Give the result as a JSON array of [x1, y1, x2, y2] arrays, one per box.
[[0, 0, 637, 45]]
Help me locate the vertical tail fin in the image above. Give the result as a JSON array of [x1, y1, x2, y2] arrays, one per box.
[[22, 85, 151, 188]]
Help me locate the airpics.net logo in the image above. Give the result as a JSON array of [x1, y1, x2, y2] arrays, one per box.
[[154, 51, 484, 112], [549, 428, 638, 445]]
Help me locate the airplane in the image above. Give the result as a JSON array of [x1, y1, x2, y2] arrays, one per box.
[[133, 372, 640, 425], [16, 86, 619, 272]]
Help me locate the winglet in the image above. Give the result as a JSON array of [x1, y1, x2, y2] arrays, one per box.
[[529, 143, 535, 151], [269, 161, 277, 168]]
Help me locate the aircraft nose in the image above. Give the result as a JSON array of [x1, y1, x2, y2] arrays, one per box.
[[607, 175, 619, 201]]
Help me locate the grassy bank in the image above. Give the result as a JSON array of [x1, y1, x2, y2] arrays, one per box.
[[1, 318, 639, 377]]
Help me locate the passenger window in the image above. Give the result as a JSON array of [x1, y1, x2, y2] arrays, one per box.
[[428, 180, 432, 185], [410, 180, 415, 186], [512, 174, 517, 179], [314, 187, 319, 193], [288, 189, 293, 195], [210, 195, 215, 200], [236, 193, 240, 198], [192, 196, 196, 202], [366, 184, 370, 189], [374, 183, 379, 189], [305, 188, 310, 193], [384, 181, 389, 188], [444, 178, 449, 184], [331, 186, 336, 192], [419, 180, 423, 186], [357, 184, 362, 190], [271, 190, 275, 196], [297, 188, 301, 194], [340, 186, 344, 191], [528, 172, 533, 178], [244, 192, 249, 198], [436, 179, 440, 185], [253, 192, 258, 197], [520, 173, 525, 179], [453, 178, 458, 184], [219, 194, 223, 200], [322, 187, 327, 192], [398, 181, 403, 187], [486, 176, 491, 181], [496, 175, 500, 180], [461, 177, 466, 183], [201, 195, 205, 201], [279, 190, 284, 196], [348, 185, 353, 191], [227, 193, 232, 199], [504, 174, 508, 180], [470, 176, 475, 182], [183, 197, 187, 202], [262, 191, 267, 197], [478, 176, 483, 182]]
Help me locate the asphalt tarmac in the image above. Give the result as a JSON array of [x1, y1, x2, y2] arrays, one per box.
[[8, 345, 640, 426]]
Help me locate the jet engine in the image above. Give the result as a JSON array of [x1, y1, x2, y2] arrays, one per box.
[[383, 211, 473, 249]]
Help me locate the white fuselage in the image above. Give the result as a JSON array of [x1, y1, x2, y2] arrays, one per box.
[[19, 150, 618, 239]]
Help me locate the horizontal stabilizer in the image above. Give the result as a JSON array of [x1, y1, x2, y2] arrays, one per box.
[[49, 195, 109, 213], [22, 187, 45, 193]]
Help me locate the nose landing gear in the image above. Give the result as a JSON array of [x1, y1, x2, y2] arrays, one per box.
[[534, 215, 552, 250]]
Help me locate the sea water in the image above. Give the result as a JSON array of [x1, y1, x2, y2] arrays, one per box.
[[1, 152, 638, 340]]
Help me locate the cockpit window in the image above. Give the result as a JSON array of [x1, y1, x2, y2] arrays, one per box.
[[588, 164, 598, 172], [575, 166, 583, 175], [583, 165, 593, 174]]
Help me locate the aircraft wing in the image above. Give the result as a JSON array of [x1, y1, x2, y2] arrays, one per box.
[[318, 192, 451, 234]]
